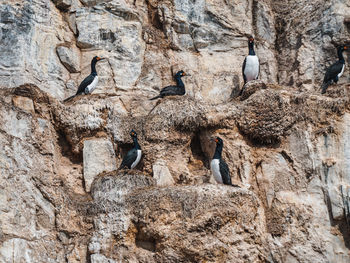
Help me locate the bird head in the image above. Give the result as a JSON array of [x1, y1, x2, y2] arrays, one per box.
[[175, 70, 187, 78], [249, 37, 254, 44], [92, 56, 105, 63], [130, 129, 137, 138], [211, 136, 223, 146]]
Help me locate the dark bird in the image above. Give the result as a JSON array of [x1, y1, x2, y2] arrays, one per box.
[[63, 56, 105, 102], [150, 70, 188, 100], [210, 137, 237, 186], [242, 37, 260, 85], [321, 45, 348, 94], [119, 129, 142, 169]]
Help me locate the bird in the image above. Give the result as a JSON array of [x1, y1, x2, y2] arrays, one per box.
[[150, 70, 188, 100], [242, 37, 260, 86], [210, 136, 237, 186], [63, 56, 105, 102], [118, 129, 142, 169], [321, 45, 348, 94]]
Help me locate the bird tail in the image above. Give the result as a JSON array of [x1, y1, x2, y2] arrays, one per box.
[[63, 95, 76, 102], [321, 81, 331, 94], [149, 95, 161, 101]]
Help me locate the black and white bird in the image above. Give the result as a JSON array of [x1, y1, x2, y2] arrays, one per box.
[[150, 70, 188, 100], [242, 37, 260, 85], [321, 45, 348, 94], [119, 129, 142, 170], [63, 56, 105, 102], [210, 137, 235, 186]]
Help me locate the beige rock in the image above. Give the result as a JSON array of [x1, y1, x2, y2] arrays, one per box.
[[12, 96, 35, 114], [1, 0, 350, 262], [83, 138, 117, 192], [52, 0, 72, 11], [152, 159, 175, 186], [56, 45, 81, 73]]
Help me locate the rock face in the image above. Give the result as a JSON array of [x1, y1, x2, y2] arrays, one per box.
[[83, 138, 117, 192], [1, 0, 350, 263]]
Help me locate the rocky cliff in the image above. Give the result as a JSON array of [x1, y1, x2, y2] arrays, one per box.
[[1, 0, 350, 262]]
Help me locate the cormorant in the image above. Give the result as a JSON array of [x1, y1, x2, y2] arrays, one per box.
[[63, 56, 105, 102], [210, 137, 236, 186], [242, 37, 259, 85], [150, 70, 188, 100], [321, 45, 348, 94], [119, 129, 142, 169]]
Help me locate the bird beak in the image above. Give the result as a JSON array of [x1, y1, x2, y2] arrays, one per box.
[[210, 137, 218, 142]]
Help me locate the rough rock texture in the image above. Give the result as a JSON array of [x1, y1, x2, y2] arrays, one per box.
[[56, 45, 81, 73], [1, 0, 350, 263], [83, 138, 117, 192]]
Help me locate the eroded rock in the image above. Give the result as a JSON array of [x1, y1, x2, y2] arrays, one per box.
[[83, 138, 117, 192], [56, 45, 81, 73]]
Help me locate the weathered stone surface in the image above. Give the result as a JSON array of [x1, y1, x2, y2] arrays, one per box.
[[1, 0, 350, 262], [90, 253, 116, 263], [0, 1, 72, 98], [83, 138, 117, 192], [56, 45, 81, 73], [52, 0, 72, 11], [152, 159, 175, 186], [90, 173, 267, 262], [12, 96, 35, 114]]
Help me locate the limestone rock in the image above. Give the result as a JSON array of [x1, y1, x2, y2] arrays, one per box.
[[152, 159, 175, 186], [83, 138, 117, 192], [0, 2, 72, 98], [56, 45, 81, 73], [12, 96, 35, 114], [90, 254, 116, 263], [91, 175, 267, 262], [52, 0, 72, 11], [1, 0, 350, 262]]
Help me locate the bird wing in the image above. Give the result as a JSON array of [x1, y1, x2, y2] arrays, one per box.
[[76, 74, 95, 95], [119, 148, 138, 169], [160, 85, 184, 97], [219, 160, 232, 185], [242, 57, 247, 84], [324, 61, 344, 83]]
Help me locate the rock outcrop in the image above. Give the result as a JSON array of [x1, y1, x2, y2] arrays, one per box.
[[1, 0, 350, 263]]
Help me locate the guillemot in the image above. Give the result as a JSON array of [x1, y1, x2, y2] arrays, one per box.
[[321, 45, 348, 94], [63, 56, 105, 102], [150, 70, 188, 100]]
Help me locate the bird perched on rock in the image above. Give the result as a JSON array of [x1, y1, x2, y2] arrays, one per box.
[[119, 129, 142, 169], [150, 70, 188, 100], [63, 56, 105, 102], [321, 45, 348, 94], [210, 137, 238, 186], [242, 37, 259, 85]]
